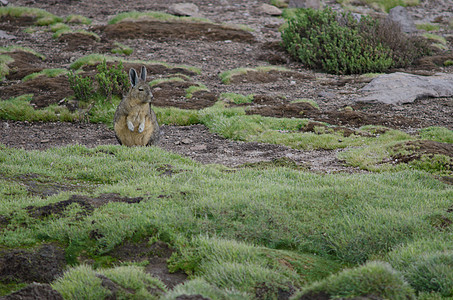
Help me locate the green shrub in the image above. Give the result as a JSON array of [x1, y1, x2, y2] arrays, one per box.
[[68, 71, 94, 102], [294, 261, 416, 299], [95, 59, 129, 100], [281, 8, 430, 74]]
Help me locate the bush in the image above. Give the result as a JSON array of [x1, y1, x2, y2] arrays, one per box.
[[95, 59, 129, 100], [68, 59, 129, 102], [281, 8, 430, 74], [68, 71, 94, 102]]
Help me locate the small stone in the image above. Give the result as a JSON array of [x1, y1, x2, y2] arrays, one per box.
[[259, 4, 282, 16], [0, 30, 15, 39], [181, 138, 192, 144], [41, 139, 50, 143], [169, 3, 201, 17], [190, 144, 207, 151]]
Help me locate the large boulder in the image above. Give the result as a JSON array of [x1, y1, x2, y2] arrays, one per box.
[[387, 6, 417, 33], [357, 72, 453, 104]]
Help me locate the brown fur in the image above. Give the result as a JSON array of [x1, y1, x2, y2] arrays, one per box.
[[113, 66, 160, 146]]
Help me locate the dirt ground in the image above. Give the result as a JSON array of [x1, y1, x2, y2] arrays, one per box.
[[0, 0, 452, 296]]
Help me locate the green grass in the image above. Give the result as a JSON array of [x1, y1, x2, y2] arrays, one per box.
[[423, 33, 448, 45], [52, 264, 166, 299], [70, 54, 201, 75], [220, 92, 255, 104], [0, 6, 62, 25], [416, 23, 440, 31], [294, 261, 416, 299], [290, 98, 320, 109], [52, 29, 100, 41], [111, 42, 133, 56], [149, 77, 187, 87], [0, 45, 45, 60], [0, 142, 451, 297], [50, 22, 70, 33], [65, 14, 92, 25], [339, 126, 453, 176], [185, 84, 209, 99], [219, 66, 291, 84], [0, 95, 79, 122], [0, 54, 13, 80], [108, 10, 212, 25], [22, 68, 68, 82], [336, 0, 419, 12]]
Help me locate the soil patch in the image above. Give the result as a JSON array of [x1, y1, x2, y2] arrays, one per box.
[[101, 20, 255, 43], [0, 76, 72, 108], [0, 244, 66, 284], [152, 81, 217, 109], [58, 32, 100, 51], [0, 283, 63, 300], [391, 140, 453, 164], [10, 173, 93, 198], [109, 240, 187, 289], [5, 51, 44, 81], [25, 193, 143, 219]]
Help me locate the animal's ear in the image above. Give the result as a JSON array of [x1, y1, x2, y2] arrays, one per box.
[[140, 66, 147, 81], [129, 68, 138, 87]]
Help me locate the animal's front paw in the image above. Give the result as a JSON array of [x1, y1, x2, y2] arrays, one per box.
[[138, 122, 145, 133], [127, 121, 135, 132]]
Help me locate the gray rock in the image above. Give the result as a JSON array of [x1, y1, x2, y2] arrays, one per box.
[[259, 4, 282, 16], [358, 72, 453, 104], [169, 3, 201, 17], [289, 0, 323, 9], [387, 6, 417, 33], [0, 30, 15, 39]]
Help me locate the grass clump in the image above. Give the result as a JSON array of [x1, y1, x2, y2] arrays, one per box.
[[290, 98, 320, 109], [52, 264, 166, 299], [270, 0, 288, 8], [111, 42, 133, 56], [0, 6, 62, 25], [0, 95, 78, 122], [108, 10, 211, 25], [386, 236, 453, 296], [220, 92, 254, 104], [0, 54, 14, 80], [64, 14, 92, 25], [50, 22, 70, 33], [294, 261, 415, 299], [169, 236, 343, 295], [52, 29, 100, 41], [149, 77, 186, 87], [281, 7, 430, 74], [70, 54, 200, 75], [22, 68, 67, 82], [219, 66, 290, 84], [416, 23, 440, 31], [0, 45, 45, 60], [337, 0, 419, 12], [185, 84, 209, 99]]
